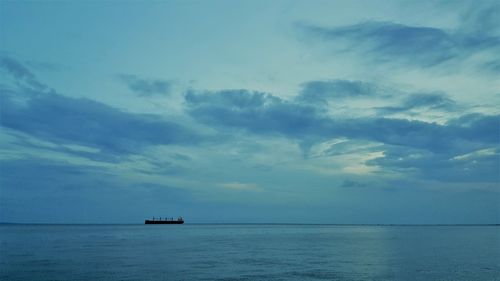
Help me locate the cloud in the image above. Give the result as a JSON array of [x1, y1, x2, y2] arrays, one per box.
[[0, 56, 51, 91], [404, 93, 455, 109], [0, 58, 200, 160], [459, 1, 500, 36], [118, 74, 173, 96], [481, 59, 500, 74], [184, 88, 499, 182], [185, 89, 322, 139], [320, 139, 380, 157], [377, 92, 457, 114], [297, 79, 388, 104], [298, 15, 500, 69], [1, 56, 497, 215], [219, 182, 261, 191], [186, 89, 497, 151], [185, 89, 280, 108], [0, 90, 200, 157], [450, 114, 500, 144], [367, 145, 499, 183], [0, 58, 204, 165], [297, 80, 457, 117]]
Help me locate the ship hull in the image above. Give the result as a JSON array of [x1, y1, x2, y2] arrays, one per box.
[[145, 220, 184, 224]]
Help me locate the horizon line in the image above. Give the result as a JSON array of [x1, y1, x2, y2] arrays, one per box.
[[1, 222, 499, 226]]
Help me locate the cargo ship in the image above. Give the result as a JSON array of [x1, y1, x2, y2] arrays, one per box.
[[145, 216, 184, 224]]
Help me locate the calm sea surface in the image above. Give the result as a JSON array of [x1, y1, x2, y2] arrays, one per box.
[[0, 224, 499, 281]]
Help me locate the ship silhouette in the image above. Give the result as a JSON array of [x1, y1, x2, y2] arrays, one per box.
[[145, 216, 184, 224]]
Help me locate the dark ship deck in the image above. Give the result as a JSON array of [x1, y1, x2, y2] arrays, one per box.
[[145, 217, 184, 224]]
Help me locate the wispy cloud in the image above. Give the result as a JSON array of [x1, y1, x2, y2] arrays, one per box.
[[376, 92, 457, 114], [297, 79, 389, 104], [118, 74, 173, 97], [219, 182, 261, 191], [0, 59, 200, 159], [298, 3, 500, 71], [307, 21, 456, 65], [0, 56, 51, 91]]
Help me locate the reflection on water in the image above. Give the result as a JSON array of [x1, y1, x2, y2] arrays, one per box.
[[0, 224, 498, 280]]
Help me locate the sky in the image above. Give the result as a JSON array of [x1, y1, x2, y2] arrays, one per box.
[[0, 0, 499, 224]]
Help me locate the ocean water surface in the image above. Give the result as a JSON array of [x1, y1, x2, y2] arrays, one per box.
[[0, 224, 498, 281]]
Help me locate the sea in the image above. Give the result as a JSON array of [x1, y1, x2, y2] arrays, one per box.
[[0, 224, 498, 281]]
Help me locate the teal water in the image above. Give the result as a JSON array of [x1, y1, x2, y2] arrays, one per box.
[[1, 224, 499, 280]]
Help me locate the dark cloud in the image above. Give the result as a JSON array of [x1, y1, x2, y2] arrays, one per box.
[[119, 74, 172, 96], [185, 89, 325, 138], [186, 89, 497, 151], [185, 89, 499, 182], [0, 90, 200, 156], [364, 113, 499, 183], [297, 80, 457, 116], [2, 56, 498, 194], [297, 79, 387, 104], [404, 93, 455, 109], [368, 145, 499, 183], [301, 21, 455, 66], [299, 15, 500, 69], [377, 92, 457, 114], [450, 113, 500, 144], [0, 58, 201, 162], [0, 56, 50, 91]]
